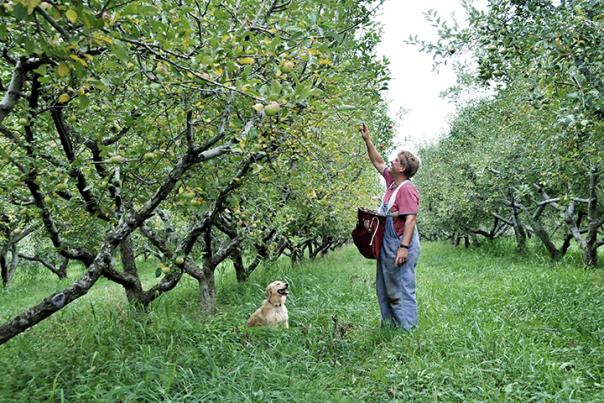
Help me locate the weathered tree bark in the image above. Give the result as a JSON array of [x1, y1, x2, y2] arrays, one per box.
[[584, 166, 600, 267], [119, 235, 145, 307], [0, 248, 112, 344], [518, 199, 562, 260], [198, 268, 216, 313], [231, 247, 248, 283], [0, 58, 37, 123], [197, 234, 241, 312], [306, 241, 314, 259], [125, 225, 187, 309], [531, 184, 585, 261], [453, 234, 461, 247], [289, 246, 303, 264], [508, 188, 527, 252], [564, 166, 601, 267], [1, 225, 36, 286]]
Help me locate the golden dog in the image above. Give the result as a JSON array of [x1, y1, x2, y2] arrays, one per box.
[[247, 281, 289, 328]]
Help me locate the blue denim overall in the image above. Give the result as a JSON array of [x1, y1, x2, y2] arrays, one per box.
[[376, 201, 420, 330]]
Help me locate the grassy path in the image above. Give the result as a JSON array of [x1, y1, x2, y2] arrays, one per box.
[[1, 242, 603, 401]]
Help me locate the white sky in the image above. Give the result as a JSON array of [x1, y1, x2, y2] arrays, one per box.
[[375, 0, 481, 154]]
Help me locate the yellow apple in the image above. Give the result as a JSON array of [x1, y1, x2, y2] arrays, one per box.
[[238, 57, 255, 65]]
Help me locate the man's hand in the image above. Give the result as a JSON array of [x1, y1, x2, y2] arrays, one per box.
[[359, 122, 370, 142], [395, 247, 408, 266]]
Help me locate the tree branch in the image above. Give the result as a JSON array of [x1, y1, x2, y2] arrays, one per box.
[[34, 6, 71, 40], [0, 58, 37, 124], [50, 106, 111, 221]]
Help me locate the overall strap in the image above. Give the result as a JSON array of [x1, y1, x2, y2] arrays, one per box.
[[386, 180, 409, 210]]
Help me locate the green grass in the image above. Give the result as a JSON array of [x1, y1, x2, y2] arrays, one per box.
[[1, 242, 603, 402]]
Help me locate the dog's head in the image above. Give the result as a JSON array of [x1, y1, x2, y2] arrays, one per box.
[[266, 280, 289, 305]]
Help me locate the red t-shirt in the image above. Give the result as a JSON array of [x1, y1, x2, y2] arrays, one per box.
[[382, 168, 420, 235]]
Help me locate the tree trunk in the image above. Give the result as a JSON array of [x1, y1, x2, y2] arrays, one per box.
[[231, 247, 248, 283], [564, 166, 600, 267], [198, 268, 216, 313], [1, 225, 36, 286], [584, 166, 599, 267], [1, 244, 18, 286], [119, 236, 145, 308], [584, 246, 597, 267], [532, 221, 561, 259], [292, 248, 303, 264], [509, 188, 527, 252], [0, 250, 9, 287], [57, 257, 69, 278], [520, 202, 562, 260]]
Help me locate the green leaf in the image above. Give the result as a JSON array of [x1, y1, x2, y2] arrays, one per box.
[[12, 4, 28, 20], [65, 9, 78, 23], [112, 41, 129, 62], [155, 267, 162, 278], [78, 94, 89, 109], [0, 25, 8, 41]]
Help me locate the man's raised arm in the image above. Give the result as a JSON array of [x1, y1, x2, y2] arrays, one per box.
[[359, 123, 387, 174]]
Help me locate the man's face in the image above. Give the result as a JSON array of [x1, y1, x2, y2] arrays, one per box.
[[391, 156, 405, 172]]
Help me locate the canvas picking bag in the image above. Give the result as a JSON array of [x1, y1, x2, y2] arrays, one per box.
[[351, 208, 386, 259], [351, 181, 407, 259]]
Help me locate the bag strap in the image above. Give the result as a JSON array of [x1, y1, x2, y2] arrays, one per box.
[[386, 180, 409, 210], [369, 216, 380, 246]]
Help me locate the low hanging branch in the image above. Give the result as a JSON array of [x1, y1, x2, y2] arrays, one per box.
[[17, 253, 68, 279]]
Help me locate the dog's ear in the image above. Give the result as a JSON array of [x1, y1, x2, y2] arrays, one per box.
[[266, 284, 272, 299]]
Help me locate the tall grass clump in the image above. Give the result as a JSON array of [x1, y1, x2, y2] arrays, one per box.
[[1, 242, 603, 401]]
